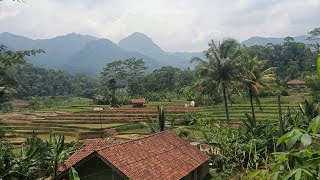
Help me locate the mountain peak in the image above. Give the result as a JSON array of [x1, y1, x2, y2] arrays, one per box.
[[128, 32, 151, 39], [118, 32, 165, 57], [119, 32, 154, 44], [54, 33, 97, 40]]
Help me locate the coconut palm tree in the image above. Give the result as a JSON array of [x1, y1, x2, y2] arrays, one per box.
[[192, 38, 242, 124], [241, 55, 277, 120]]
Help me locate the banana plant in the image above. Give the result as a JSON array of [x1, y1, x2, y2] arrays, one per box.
[[247, 116, 320, 180], [47, 131, 69, 177], [0, 141, 13, 178], [3, 141, 39, 180]]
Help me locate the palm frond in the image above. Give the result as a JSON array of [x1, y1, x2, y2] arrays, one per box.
[[190, 57, 206, 65]]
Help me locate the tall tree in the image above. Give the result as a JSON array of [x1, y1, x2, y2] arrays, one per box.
[[100, 58, 147, 102], [308, 27, 320, 53], [143, 66, 181, 92], [123, 58, 147, 96], [241, 55, 277, 120], [0, 45, 43, 89], [308, 27, 320, 78], [0, 45, 43, 110], [192, 39, 241, 124]]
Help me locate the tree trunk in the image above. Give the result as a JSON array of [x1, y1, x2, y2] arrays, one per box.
[[54, 159, 58, 177], [158, 106, 165, 132], [222, 83, 230, 124], [278, 94, 285, 151], [249, 88, 256, 120]]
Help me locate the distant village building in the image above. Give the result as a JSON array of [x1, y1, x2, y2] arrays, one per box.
[[287, 79, 306, 89], [55, 131, 210, 180], [131, 98, 145, 107], [92, 95, 104, 105]]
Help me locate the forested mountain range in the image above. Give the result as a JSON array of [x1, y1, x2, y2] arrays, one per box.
[[0, 32, 202, 74], [242, 35, 320, 46], [1, 32, 319, 75]]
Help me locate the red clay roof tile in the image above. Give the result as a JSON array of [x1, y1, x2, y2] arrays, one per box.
[[97, 131, 209, 180], [59, 131, 209, 180], [287, 79, 306, 85], [60, 139, 119, 171]]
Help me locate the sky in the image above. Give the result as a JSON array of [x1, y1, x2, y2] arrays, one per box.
[[0, 0, 319, 52]]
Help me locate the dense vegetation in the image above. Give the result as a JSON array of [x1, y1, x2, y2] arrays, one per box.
[[0, 27, 319, 179], [0, 28, 317, 110], [9, 64, 99, 98]]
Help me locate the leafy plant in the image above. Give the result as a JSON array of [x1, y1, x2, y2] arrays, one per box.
[[142, 106, 166, 133], [299, 100, 319, 120], [69, 167, 80, 180], [47, 132, 70, 177], [248, 116, 320, 179]]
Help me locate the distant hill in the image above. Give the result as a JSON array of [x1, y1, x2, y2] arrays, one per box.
[[0, 32, 97, 69], [242, 35, 320, 46], [118, 32, 203, 67], [0, 32, 201, 74], [119, 32, 166, 59], [64, 39, 159, 74], [3, 32, 320, 74]]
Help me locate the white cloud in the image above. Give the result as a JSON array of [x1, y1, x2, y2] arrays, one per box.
[[0, 0, 319, 51]]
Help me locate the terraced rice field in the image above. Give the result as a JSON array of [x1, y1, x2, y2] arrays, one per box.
[[1, 96, 305, 144], [1, 105, 198, 144], [203, 103, 300, 122]]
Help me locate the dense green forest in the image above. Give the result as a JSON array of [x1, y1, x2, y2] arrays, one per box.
[[9, 64, 100, 98], [1, 33, 317, 109]]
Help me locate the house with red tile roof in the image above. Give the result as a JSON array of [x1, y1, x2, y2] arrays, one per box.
[[287, 79, 306, 88], [54, 131, 210, 180]]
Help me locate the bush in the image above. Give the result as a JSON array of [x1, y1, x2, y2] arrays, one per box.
[[280, 89, 289, 96], [145, 92, 161, 101], [115, 123, 146, 132], [194, 93, 223, 106], [115, 89, 131, 105], [27, 96, 92, 110], [260, 89, 279, 97]]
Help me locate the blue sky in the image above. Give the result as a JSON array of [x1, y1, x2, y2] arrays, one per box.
[[0, 0, 319, 52]]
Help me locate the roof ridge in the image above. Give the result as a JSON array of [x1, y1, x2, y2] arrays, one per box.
[[95, 131, 174, 151], [97, 133, 208, 169], [98, 142, 205, 168]]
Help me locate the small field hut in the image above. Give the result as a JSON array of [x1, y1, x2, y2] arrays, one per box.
[[131, 98, 145, 107]]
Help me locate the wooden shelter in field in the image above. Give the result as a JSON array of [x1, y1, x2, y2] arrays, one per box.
[[287, 79, 306, 89], [54, 131, 210, 180], [131, 98, 145, 107]]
